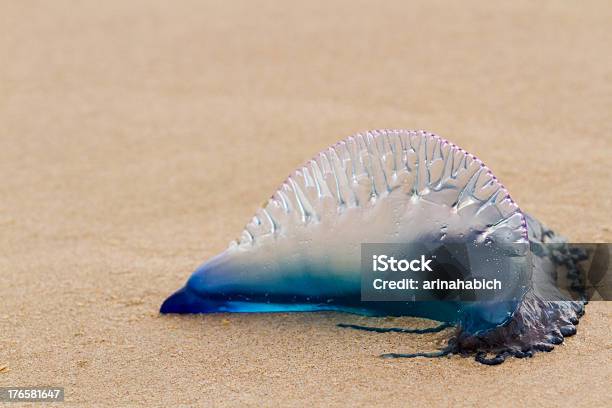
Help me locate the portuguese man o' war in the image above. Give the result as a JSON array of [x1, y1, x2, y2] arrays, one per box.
[[161, 129, 587, 365]]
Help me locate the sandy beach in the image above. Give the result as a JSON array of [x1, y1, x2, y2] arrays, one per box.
[[1, 1, 611, 406]]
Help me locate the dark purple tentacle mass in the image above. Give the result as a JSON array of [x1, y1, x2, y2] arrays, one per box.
[[432, 214, 586, 364]]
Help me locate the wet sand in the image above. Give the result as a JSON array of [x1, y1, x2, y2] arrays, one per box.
[[1, 1, 611, 406]]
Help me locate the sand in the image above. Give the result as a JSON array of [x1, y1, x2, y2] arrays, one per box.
[[1, 0, 611, 406]]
